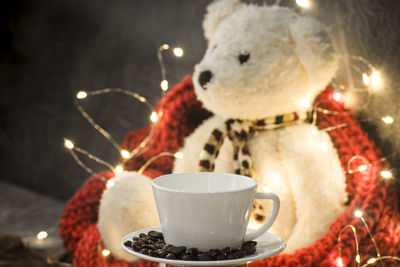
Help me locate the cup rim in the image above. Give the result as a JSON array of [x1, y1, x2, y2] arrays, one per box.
[[152, 172, 257, 194]]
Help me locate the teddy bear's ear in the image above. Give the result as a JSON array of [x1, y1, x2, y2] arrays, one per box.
[[203, 0, 245, 41], [289, 17, 338, 89]]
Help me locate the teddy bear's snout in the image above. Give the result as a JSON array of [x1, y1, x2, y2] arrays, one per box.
[[198, 70, 213, 89]]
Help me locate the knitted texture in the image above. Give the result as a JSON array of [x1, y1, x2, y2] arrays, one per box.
[[60, 76, 400, 267], [197, 111, 312, 177]]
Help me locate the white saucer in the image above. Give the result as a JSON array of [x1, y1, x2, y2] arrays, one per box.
[[121, 227, 286, 266]]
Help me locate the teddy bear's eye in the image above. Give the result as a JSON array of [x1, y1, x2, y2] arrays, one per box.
[[238, 53, 250, 65]]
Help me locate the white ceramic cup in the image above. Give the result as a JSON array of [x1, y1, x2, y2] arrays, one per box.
[[151, 172, 280, 251]]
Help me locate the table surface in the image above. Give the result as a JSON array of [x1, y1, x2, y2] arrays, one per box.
[[0, 181, 66, 258]]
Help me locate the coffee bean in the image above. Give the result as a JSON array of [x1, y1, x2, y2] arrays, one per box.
[[235, 250, 245, 258], [149, 250, 158, 257], [156, 249, 168, 258], [155, 241, 165, 249], [187, 247, 199, 257], [162, 244, 173, 250], [146, 238, 155, 244], [182, 254, 193, 261], [162, 245, 175, 254], [141, 238, 151, 244], [148, 231, 164, 240], [216, 254, 226, 260], [208, 249, 221, 259], [124, 240, 133, 248], [166, 253, 177, 259], [131, 231, 257, 261], [222, 247, 231, 255], [197, 253, 212, 261], [132, 241, 143, 248], [173, 246, 186, 256], [132, 245, 141, 252], [139, 249, 149, 255], [231, 248, 240, 254], [244, 246, 256, 255], [149, 237, 158, 243], [244, 241, 257, 247], [142, 244, 156, 250], [227, 253, 238, 260], [139, 233, 147, 239]]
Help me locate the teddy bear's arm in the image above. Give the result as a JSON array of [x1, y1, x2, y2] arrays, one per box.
[[278, 125, 347, 252]]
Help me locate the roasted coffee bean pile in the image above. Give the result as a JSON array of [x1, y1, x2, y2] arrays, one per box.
[[124, 231, 257, 261]]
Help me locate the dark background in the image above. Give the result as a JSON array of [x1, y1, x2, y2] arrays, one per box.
[[1, 0, 400, 201]]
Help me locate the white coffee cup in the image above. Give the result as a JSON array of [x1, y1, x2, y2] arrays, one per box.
[[152, 172, 280, 251]]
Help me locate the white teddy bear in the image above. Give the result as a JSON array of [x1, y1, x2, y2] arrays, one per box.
[[173, 0, 348, 253], [98, 0, 348, 261]]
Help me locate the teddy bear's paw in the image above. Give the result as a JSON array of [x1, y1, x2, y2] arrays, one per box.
[[98, 171, 160, 262]]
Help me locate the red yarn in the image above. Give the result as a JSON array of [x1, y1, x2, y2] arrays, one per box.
[[60, 76, 400, 267], [60, 171, 114, 252], [74, 224, 157, 267]]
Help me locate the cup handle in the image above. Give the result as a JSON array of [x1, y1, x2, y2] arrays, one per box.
[[244, 192, 280, 241]]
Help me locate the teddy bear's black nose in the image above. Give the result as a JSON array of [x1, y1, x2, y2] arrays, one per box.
[[198, 70, 213, 89]]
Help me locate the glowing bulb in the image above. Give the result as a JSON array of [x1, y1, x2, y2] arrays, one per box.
[[358, 164, 368, 172], [150, 111, 159, 123], [298, 98, 311, 108], [36, 231, 48, 240], [355, 254, 361, 263], [64, 139, 74, 149], [263, 186, 271, 192], [102, 249, 111, 257], [354, 209, 363, 218], [333, 92, 342, 102], [161, 80, 168, 91], [161, 44, 169, 50], [335, 257, 344, 267], [115, 165, 123, 174], [367, 258, 377, 264], [312, 129, 319, 135], [76, 91, 88, 99], [342, 91, 359, 110], [272, 173, 281, 180], [270, 173, 281, 187], [106, 179, 115, 188], [381, 116, 394, 124], [381, 170, 393, 179], [370, 71, 381, 87], [174, 152, 183, 159], [296, 0, 310, 8], [121, 150, 131, 159], [362, 73, 370, 85], [173, 47, 184, 57]]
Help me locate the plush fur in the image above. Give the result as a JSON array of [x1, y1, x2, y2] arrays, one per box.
[[174, 0, 347, 253], [98, 172, 159, 262], [193, 3, 338, 119], [97, 0, 347, 259], [203, 0, 245, 41]]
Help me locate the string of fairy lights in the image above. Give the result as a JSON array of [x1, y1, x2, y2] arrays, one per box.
[[30, 0, 399, 265], [335, 210, 400, 267], [63, 44, 184, 180], [296, 2, 399, 266]]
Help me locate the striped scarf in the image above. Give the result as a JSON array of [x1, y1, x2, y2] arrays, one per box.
[[198, 111, 313, 177]]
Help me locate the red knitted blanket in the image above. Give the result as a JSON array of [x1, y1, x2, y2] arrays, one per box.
[[60, 76, 400, 267]]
